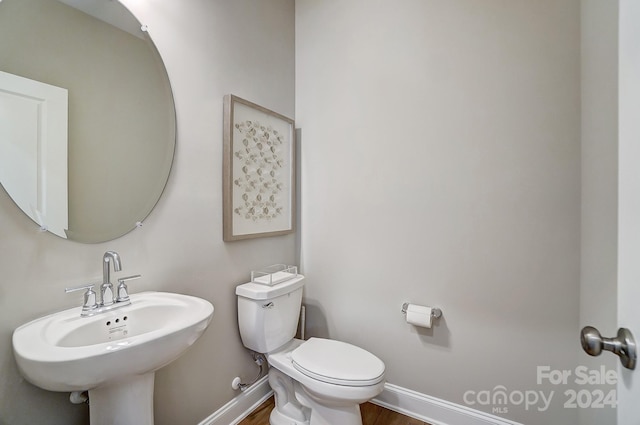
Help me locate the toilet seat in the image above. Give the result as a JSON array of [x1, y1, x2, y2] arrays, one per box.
[[291, 338, 385, 387]]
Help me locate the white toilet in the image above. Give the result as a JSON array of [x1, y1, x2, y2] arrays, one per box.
[[236, 274, 385, 425]]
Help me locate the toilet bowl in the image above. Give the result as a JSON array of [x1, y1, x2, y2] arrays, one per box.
[[268, 338, 385, 425], [236, 274, 385, 425]]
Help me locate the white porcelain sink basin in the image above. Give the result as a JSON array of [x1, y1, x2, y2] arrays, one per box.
[[13, 291, 213, 391], [13, 291, 213, 425]]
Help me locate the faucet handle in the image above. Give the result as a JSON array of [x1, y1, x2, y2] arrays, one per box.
[[116, 275, 141, 303], [65, 284, 98, 313]]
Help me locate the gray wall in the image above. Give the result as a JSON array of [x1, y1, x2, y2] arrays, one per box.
[[295, 1, 581, 424], [0, 0, 295, 424]]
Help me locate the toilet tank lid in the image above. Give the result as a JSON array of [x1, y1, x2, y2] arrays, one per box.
[[236, 275, 305, 300]]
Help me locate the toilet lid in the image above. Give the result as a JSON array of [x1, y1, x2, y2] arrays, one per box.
[[291, 338, 385, 386]]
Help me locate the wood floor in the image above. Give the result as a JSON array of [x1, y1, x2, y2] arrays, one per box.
[[238, 396, 432, 425]]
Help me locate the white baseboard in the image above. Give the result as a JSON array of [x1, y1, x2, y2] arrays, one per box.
[[198, 375, 273, 425], [198, 378, 522, 425], [372, 383, 523, 425]]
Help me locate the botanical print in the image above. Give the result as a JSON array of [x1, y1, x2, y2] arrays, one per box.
[[233, 119, 286, 222]]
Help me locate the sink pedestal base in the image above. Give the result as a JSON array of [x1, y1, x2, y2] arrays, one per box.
[[88, 372, 155, 425]]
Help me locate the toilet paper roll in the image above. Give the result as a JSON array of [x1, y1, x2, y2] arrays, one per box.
[[405, 304, 433, 328]]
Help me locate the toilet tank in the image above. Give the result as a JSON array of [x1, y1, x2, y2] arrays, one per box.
[[236, 275, 305, 353]]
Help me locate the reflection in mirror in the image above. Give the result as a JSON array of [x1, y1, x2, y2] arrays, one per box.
[[0, 0, 176, 243]]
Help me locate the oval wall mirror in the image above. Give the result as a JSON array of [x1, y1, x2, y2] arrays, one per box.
[[0, 0, 176, 243]]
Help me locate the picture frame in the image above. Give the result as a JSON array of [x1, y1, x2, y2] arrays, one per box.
[[223, 94, 296, 241]]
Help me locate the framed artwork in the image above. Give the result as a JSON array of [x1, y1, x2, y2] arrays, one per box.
[[223, 95, 296, 241]]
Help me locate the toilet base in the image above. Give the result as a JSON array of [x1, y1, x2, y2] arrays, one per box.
[[295, 381, 363, 425], [269, 407, 309, 425], [269, 367, 310, 425], [264, 339, 383, 425], [267, 366, 365, 425]]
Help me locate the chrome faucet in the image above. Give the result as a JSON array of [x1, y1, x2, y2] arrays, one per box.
[[65, 251, 142, 316], [101, 251, 122, 306]]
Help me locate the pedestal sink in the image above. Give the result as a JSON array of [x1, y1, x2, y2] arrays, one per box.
[[12, 291, 214, 425]]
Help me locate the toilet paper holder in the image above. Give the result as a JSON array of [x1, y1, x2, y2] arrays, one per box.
[[401, 303, 442, 319]]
